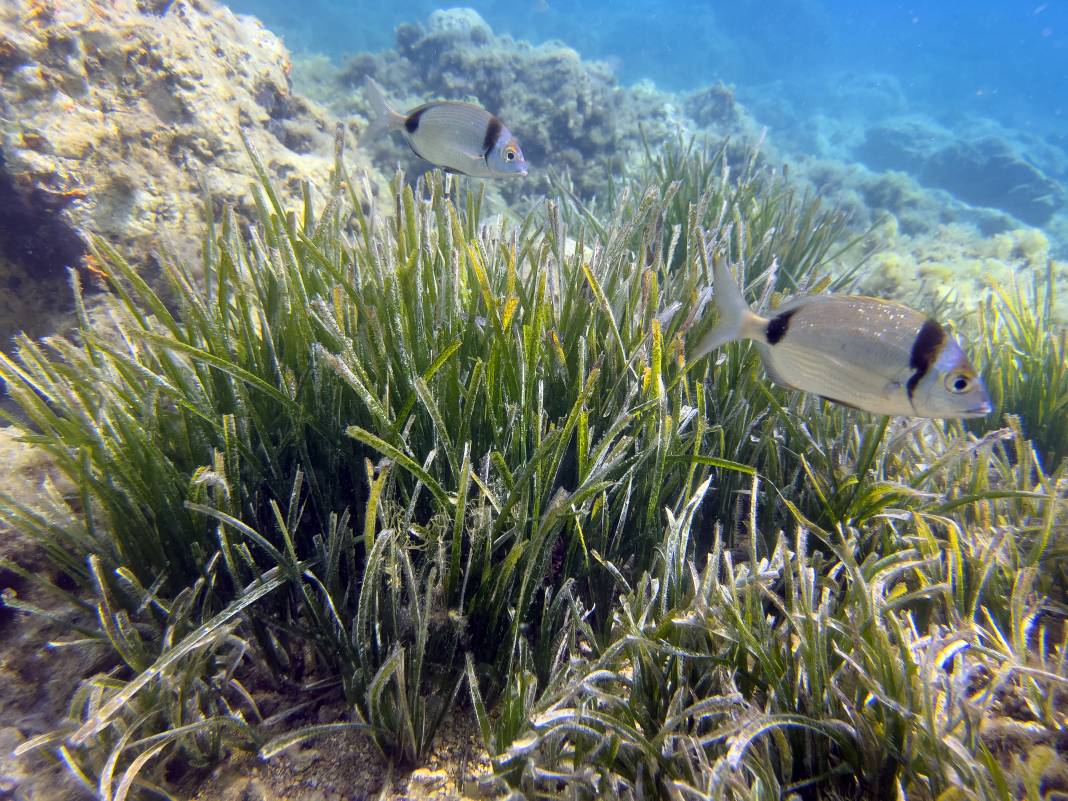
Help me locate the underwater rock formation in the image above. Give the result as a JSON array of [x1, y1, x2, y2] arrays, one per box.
[[856, 116, 955, 172], [683, 82, 744, 129], [0, 427, 88, 801], [858, 117, 1066, 226], [921, 137, 1066, 227], [0, 152, 89, 344], [795, 155, 1015, 239], [744, 71, 909, 159], [861, 220, 1067, 322], [0, 0, 361, 346], [302, 8, 759, 202]]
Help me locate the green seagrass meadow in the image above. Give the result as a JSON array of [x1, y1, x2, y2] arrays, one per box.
[[1, 134, 1065, 800]]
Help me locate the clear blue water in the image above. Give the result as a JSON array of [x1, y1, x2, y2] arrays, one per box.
[[229, 0, 1066, 137], [226, 0, 1068, 236]]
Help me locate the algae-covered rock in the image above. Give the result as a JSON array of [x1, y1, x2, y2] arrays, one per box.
[[856, 115, 955, 172], [860, 221, 1067, 322], [684, 82, 743, 129], [921, 136, 1067, 226], [857, 117, 1067, 227], [302, 8, 760, 203], [0, 171, 88, 344], [0, 425, 96, 801], [0, 0, 368, 345], [796, 155, 1018, 239]]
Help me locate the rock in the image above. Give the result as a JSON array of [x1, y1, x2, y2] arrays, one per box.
[[313, 8, 759, 203], [0, 161, 89, 345], [684, 82, 740, 129], [921, 136, 1067, 226], [856, 117, 1067, 226], [859, 170, 958, 235], [0, 0, 371, 347], [795, 157, 955, 236], [0, 645, 98, 801], [427, 7, 492, 40], [856, 116, 955, 173], [859, 220, 1068, 324]]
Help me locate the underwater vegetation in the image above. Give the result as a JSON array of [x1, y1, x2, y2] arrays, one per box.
[[0, 134, 1065, 799]]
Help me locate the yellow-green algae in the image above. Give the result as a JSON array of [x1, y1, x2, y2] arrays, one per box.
[[864, 221, 1066, 322]]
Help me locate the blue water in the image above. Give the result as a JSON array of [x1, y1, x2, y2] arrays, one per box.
[[227, 0, 1068, 236], [230, 0, 1066, 137]]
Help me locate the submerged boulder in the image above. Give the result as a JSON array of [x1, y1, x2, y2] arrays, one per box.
[[684, 82, 743, 129], [309, 7, 760, 202], [856, 116, 955, 173], [857, 117, 1066, 226], [920, 136, 1066, 226], [0, 0, 362, 345]]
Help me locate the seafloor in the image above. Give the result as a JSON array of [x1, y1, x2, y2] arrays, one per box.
[[0, 1, 1066, 799]]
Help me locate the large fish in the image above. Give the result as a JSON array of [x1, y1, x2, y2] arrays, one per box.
[[692, 257, 992, 418], [358, 78, 528, 179]]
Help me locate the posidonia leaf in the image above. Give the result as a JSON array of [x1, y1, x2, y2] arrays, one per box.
[[133, 332, 301, 413], [673, 453, 757, 476], [71, 570, 290, 745], [345, 426, 452, 508], [259, 722, 370, 760]]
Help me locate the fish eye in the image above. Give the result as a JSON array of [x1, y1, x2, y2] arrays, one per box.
[[505, 148, 516, 161], [946, 372, 973, 393]]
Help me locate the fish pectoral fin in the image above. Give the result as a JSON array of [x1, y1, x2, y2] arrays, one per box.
[[761, 353, 803, 392], [445, 141, 485, 162]]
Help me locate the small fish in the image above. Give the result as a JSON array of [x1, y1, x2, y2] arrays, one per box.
[[692, 257, 992, 418], [358, 78, 528, 179]]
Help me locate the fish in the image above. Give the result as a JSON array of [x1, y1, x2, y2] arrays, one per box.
[[691, 257, 992, 419], [358, 78, 528, 179]]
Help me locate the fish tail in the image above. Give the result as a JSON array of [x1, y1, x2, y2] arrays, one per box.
[[691, 256, 762, 360], [358, 78, 405, 147]]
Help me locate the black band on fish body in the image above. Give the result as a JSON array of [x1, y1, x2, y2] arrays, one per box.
[[482, 116, 503, 156], [765, 309, 797, 346], [404, 106, 427, 134], [906, 318, 947, 400]]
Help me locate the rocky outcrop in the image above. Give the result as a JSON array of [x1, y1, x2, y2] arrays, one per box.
[[684, 82, 743, 129], [302, 8, 761, 203], [921, 137, 1066, 227], [861, 221, 1067, 322], [855, 116, 954, 173], [0, 0, 368, 346], [795, 155, 1015, 239], [857, 117, 1066, 226]]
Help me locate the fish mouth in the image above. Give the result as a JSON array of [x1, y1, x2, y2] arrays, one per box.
[[965, 402, 993, 417]]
